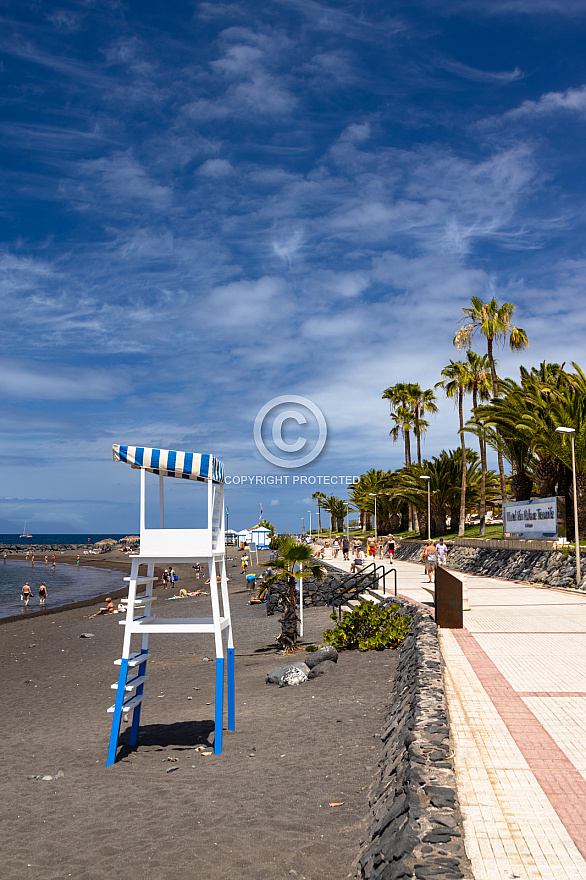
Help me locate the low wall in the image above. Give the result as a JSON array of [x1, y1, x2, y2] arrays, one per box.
[[394, 540, 586, 591], [356, 596, 472, 880]]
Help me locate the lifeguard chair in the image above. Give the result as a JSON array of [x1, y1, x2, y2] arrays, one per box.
[[106, 444, 234, 767]]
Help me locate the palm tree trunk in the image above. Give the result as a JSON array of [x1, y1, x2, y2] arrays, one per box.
[[487, 336, 508, 504], [472, 385, 488, 536], [415, 406, 422, 465], [479, 431, 487, 535], [458, 388, 467, 537], [277, 575, 299, 653]]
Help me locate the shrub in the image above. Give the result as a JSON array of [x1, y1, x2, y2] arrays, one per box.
[[322, 601, 410, 651]]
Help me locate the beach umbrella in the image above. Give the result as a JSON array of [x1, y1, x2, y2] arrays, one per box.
[[94, 538, 118, 546]]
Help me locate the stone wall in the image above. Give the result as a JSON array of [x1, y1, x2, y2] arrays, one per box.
[[356, 596, 472, 880], [394, 540, 586, 591]]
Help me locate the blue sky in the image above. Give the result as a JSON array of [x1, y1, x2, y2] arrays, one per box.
[[2, 0, 586, 534]]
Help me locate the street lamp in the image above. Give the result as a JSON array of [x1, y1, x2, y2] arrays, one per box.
[[421, 476, 431, 541], [302, 517, 305, 536], [308, 510, 312, 537], [344, 502, 351, 544], [556, 427, 581, 585], [369, 493, 378, 551]]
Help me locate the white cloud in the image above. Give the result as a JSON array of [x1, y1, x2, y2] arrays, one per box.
[[209, 276, 289, 327], [197, 158, 234, 177], [77, 152, 172, 209], [506, 84, 586, 120], [0, 359, 127, 400]]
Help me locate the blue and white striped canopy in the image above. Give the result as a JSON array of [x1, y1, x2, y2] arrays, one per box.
[[113, 445, 224, 484]]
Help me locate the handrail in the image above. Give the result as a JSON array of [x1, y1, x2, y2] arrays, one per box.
[[326, 563, 376, 618]]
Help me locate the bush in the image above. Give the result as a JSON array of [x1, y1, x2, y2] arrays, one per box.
[[322, 601, 410, 651]]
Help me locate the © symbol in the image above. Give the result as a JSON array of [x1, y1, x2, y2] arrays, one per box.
[[253, 396, 327, 469]]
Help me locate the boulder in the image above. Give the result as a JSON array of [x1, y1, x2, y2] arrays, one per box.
[[279, 667, 309, 687], [308, 659, 337, 678], [304, 646, 338, 668], [266, 662, 310, 684]]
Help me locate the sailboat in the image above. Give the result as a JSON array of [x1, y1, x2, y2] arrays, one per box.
[[20, 521, 33, 538]]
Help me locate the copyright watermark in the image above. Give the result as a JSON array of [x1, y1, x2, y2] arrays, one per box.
[[253, 395, 327, 468]]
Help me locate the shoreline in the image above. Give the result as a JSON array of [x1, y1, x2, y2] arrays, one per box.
[[0, 551, 136, 625]]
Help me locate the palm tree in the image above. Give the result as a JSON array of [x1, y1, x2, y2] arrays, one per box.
[[348, 470, 388, 531], [388, 403, 414, 467], [262, 536, 325, 653], [437, 360, 469, 536], [320, 495, 347, 532], [461, 350, 492, 534], [516, 382, 586, 533], [311, 491, 326, 536], [407, 384, 438, 465], [455, 296, 529, 503], [382, 383, 415, 466], [390, 452, 498, 537]]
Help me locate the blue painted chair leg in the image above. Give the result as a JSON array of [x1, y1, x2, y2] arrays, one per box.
[[214, 657, 224, 754], [107, 659, 129, 767], [227, 647, 235, 731], [129, 653, 148, 747]]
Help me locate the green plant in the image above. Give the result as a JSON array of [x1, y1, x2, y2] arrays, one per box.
[[262, 535, 325, 653], [304, 645, 318, 653], [322, 601, 410, 652]]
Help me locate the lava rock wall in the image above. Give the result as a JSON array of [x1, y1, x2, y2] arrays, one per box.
[[394, 540, 586, 591], [356, 597, 473, 880]]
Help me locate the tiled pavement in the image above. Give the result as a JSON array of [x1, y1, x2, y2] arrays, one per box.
[[325, 551, 586, 879]]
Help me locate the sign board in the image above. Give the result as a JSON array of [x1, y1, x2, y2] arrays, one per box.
[[435, 566, 463, 629], [503, 496, 565, 540]]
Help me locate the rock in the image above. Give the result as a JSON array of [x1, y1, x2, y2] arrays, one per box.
[[79, 633, 95, 638], [308, 659, 337, 678], [42, 775, 53, 781], [54, 770, 64, 780], [304, 645, 338, 668], [279, 667, 309, 687], [266, 662, 310, 684]]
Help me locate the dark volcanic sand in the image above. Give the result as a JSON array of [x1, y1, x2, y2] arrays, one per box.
[[0, 554, 400, 880]]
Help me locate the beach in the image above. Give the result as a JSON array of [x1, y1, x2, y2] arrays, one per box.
[[0, 555, 399, 880]]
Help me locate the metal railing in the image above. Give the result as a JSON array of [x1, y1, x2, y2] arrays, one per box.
[[327, 562, 397, 619]]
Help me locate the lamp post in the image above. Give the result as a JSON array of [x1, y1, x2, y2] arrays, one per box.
[[345, 502, 351, 545], [302, 517, 305, 536], [421, 476, 431, 541], [369, 493, 378, 551], [556, 426, 581, 585], [308, 510, 312, 538]]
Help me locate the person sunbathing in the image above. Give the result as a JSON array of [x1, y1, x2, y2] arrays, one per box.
[[90, 598, 115, 617]]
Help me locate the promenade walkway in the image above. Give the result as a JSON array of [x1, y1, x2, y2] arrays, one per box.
[[326, 551, 586, 880]]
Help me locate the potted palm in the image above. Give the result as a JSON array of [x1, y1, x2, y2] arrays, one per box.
[[263, 535, 325, 653]]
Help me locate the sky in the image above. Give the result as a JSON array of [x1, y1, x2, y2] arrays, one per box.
[[2, 0, 586, 535]]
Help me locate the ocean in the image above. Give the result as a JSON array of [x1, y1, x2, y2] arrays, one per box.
[[0, 533, 128, 546], [0, 558, 124, 620]]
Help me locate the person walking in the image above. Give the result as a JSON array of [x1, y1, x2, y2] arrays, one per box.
[[435, 538, 448, 567], [341, 535, 350, 561], [422, 541, 437, 583], [332, 537, 340, 559], [21, 582, 33, 606], [366, 534, 376, 558], [386, 534, 396, 563], [39, 582, 48, 604]]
